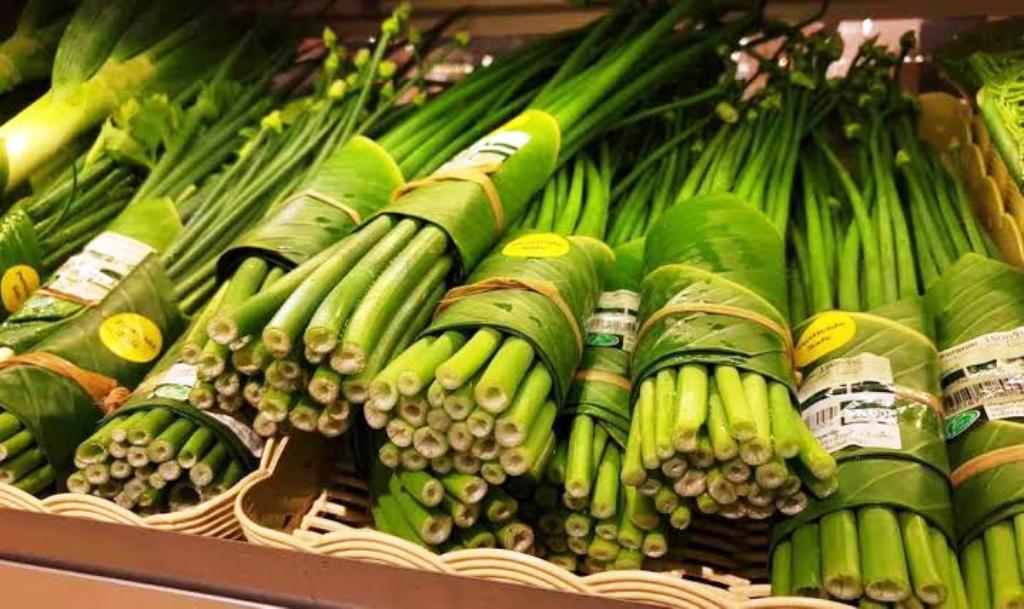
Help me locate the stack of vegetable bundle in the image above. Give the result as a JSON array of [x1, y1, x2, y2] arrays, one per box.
[[203, 2, 747, 449], [771, 35, 987, 607]]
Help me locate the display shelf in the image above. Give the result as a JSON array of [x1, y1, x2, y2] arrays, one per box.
[[0, 508, 646, 609]]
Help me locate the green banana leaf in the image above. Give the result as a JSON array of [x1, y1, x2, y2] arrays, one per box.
[[0, 261, 184, 485], [380, 110, 561, 275], [633, 192, 793, 390], [0, 230, 181, 353], [927, 253, 1024, 543], [793, 298, 948, 474], [109, 339, 258, 470], [0, 206, 43, 317], [771, 458, 956, 544], [427, 232, 610, 405], [217, 136, 403, 277]]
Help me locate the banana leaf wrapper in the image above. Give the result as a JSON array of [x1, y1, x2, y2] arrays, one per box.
[[108, 340, 259, 470], [0, 206, 43, 318], [427, 232, 611, 406], [377, 110, 561, 276], [927, 252, 1024, 543], [0, 271, 184, 485], [217, 136, 404, 277], [566, 243, 644, 445], [633, 192, 794, 391], [773, 298, 955, 543], [0, 231, 180, 353]]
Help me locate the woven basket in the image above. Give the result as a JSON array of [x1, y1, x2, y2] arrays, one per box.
[[0, 437, 286, 539], [233, 435, 829, 608]]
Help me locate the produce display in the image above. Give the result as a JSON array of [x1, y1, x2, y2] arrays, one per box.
[[3, 0, 1024, 602]]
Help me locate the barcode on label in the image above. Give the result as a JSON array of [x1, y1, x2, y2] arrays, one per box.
[[945, 376, 1024, 416], [805, 403, 840, 430]]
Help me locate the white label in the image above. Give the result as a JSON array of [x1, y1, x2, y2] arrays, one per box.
[[438, 131, 531, 174], [585, 290, 640, 353], [939, 325, 1024, 423], [798, 353, 893, 403], [802, 391, 901, 453], [798, 353, 900, 453], [46, 232, 154, 304], [152, 363, 198, 401], [207, 412, 264, 458]]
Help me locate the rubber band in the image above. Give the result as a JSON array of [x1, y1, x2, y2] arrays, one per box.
[[0, 352, 125, 415], [435, 276, 583, 358], [285, 189, 363, 225], [950, 443, 1024, 487], [573, 369, 632, 391], [894, 385, 945, 417], [637, 301, 794, 360], [392, 162, 506, 235]]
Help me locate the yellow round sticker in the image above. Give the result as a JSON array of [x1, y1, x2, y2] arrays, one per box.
[[99, 313, 162, 363], [502, 233, 570, 258], [795, 312, 856, 368], [1, 264, 39, 313]]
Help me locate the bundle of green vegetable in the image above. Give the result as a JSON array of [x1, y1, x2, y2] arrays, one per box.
[[927, 256, 1024, 609], [0, 0, 73, 95], [368, 232, 609, 480], [67, 326, 257, 513], [772, 36, 988, 607], [0, 227, 184, 495], [521, 241, 673, 573], [203, 2, 748, 446], [623, 192, 832, 524], [0, 0, 244, 192]]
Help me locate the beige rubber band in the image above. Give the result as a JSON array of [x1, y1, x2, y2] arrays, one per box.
[[435, 277, 582, 357], [636, 302, 794, 359], [573, 369, 632, 391], [0, 352, 124, 415], [950, 443, 1024, 487], [894, 385, 945, 417], [392, 163, 505, 235], [286, 189, 363, 225]]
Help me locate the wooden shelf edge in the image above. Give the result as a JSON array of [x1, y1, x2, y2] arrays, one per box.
[[0, 509, 644, 609]]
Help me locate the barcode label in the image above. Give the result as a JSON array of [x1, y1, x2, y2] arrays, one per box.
[[940, 327, 1024, 437], [46, 232, 154, 304], [801, 391, 900, 453]]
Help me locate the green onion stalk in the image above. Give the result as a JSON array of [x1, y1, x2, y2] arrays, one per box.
[[68, 306, 255, 515], [0, 0, 73, 95], [205, 3, 750, 447], [0, 0, 247, 192], [772, 35, 983, 606]]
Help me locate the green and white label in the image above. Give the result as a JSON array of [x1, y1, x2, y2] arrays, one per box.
[[585, 290, 640, 354]]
